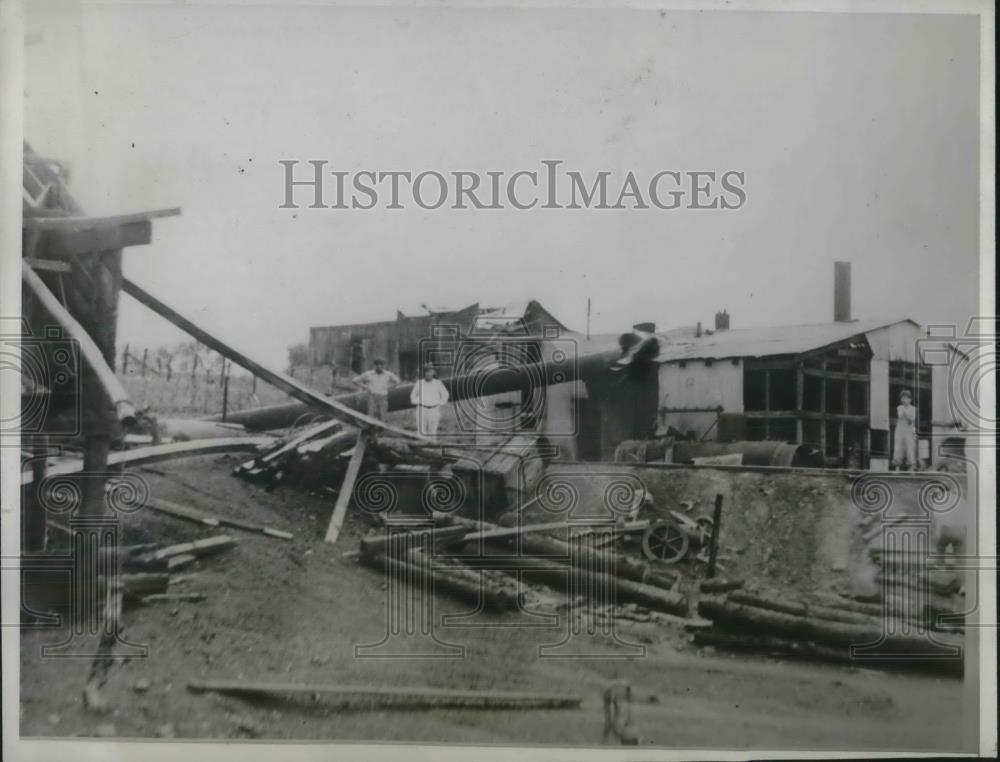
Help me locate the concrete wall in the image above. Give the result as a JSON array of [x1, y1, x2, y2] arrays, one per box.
[[519, 462, 974, 594]]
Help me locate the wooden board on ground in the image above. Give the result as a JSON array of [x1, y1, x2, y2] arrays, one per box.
[[324, 433, 369, 544], [187, 680, 582, 710]]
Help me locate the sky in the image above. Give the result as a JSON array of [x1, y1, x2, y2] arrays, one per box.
[[25, 2, 981, 370]]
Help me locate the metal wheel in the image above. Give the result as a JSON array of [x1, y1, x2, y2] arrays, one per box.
[[694, 515, 715, 545], [641, 519, 689, 564]]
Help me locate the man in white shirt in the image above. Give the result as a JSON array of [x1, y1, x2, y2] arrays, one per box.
[[410, 364, 449, 440], [352, 358, 400, 422]]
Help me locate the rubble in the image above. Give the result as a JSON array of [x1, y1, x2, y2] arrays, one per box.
[[694, 588, 964, 676]]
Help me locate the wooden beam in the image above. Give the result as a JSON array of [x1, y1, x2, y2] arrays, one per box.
[[23, 257, 71, 273], [801, 367, 870, 383], [152, 535, 236, 561], [742, 410, 868, 422], [324, 432, 369, 544], [142, 495, 294, 540], [21, 260, 136, 424], [22, 207, 181, 232], [187, 680, 582, 710], [21, 436, 274, 486], [47, 220, 152, 257], [121, 277, 435, 444]]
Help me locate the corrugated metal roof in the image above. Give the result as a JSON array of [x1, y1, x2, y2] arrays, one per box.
[[639, 319, 920, 363]]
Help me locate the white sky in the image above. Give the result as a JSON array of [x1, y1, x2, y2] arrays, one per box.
[[25, 2, 980, 370]]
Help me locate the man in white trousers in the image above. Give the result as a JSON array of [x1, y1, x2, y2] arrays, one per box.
[[410, 364, 449, 440]]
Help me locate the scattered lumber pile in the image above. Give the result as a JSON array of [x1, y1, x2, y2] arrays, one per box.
[[232, 421, 454, 488], [96, 535, 236, 606], [354, 514, 689, 618], [693, 588, 964, 676]]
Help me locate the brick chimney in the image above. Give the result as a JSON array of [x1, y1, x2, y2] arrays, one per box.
[[715, 310, 730, 331], [834, 261, 852, 322]]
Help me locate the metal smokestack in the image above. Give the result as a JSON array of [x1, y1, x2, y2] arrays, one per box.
[[834, 261, 852, 322]]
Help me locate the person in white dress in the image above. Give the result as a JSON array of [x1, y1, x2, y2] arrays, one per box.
[[892, 388, 918, 470]]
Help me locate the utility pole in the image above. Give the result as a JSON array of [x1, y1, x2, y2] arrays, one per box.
[[586, 298, 591, 341]]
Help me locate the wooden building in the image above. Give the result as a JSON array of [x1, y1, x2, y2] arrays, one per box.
[[309, 300, 567, 382], [586, 317, 969, 469]]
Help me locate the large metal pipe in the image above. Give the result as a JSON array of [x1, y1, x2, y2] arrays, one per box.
[[208, 346, 624, 431]]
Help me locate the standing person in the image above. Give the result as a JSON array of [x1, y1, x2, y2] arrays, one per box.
[[352, 358, 399, 422], [892, 388, 918, 471], [410, 364, 449, 440]]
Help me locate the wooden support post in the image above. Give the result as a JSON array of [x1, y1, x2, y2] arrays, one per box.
[[141, 347, 148, 377], [706, 493, 724, 579], [324, 431, 369, 544], [121, 344, 129, 374]]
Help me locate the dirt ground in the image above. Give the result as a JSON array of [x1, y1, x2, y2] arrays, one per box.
[[19, 454, 968, 751]]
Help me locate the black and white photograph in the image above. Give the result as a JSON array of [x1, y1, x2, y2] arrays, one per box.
[[1, 1, 995, 759]]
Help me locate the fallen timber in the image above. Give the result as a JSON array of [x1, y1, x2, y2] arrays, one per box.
[[142, 496, 294, 540], [697, 596, 963, 672], [22, 260, 136, 426], [21, 437, 275, 487], [359, 544, 522, 612], [444, 514, 681, 591], [188, 680, 582, 710], [122, 277, 439, 445], [360, 516, 687, 616]]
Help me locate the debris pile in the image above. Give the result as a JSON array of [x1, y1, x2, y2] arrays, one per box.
[[692, 587, 964, 676]]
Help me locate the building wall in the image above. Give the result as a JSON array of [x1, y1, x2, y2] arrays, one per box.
[[657, 359, 743, 440]]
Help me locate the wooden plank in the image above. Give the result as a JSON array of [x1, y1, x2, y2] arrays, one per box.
[[187, 680, 582, 710], [324, 433, 369, 544], [22, 207, 181, 232], [144, 495, 294, 540], [24, 257, 71, 272], [258, 419, 344, 464], [22, 260, 136, 424], [152, 535, 236, 561], [122, 277, 435, 445], [21, 437, 274, 486], [48, 220, 152, 257]]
